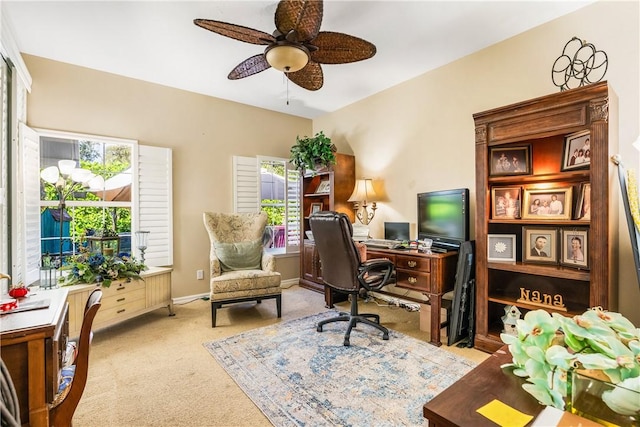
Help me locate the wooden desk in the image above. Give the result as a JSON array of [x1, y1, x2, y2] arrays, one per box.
[[1, 288, 69, 426], [366, 248, 458, 346], [423, 346, 543, 426]]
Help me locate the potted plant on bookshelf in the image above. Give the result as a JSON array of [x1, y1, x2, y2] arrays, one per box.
[[289, 131, 337, 174]]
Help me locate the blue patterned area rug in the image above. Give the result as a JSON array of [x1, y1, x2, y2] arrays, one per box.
[[203, 311, 476, 426]]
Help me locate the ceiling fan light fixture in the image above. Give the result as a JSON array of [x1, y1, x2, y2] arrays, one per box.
[[265, 44, 309, 73]]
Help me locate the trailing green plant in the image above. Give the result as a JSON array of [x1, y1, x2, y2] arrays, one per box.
[[289, 131, 336, 173]]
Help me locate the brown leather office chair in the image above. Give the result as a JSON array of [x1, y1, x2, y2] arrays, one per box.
[[48, 288, 102, 427], [309, 211, 395, 346]]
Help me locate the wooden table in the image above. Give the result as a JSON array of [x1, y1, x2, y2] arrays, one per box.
[[1, 288, 69, 426], [366, 248, 458, 346], [423, 346, 544, 426]]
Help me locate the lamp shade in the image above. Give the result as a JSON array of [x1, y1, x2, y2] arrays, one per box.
[[40, 166, 60, 184], [348, 179, 378, 203], [265, 44, 309, 73], [57, 159, 76, 176]]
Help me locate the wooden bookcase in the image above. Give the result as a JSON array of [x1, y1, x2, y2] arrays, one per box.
[[473, 82, 618, 353], [299, 153, 355, 306]]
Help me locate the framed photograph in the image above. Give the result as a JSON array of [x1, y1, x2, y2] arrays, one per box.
[[489, 145, 531, 176], [522, 227, 558, 264], [522, 187, 573, 220], [574, 182, 591, 221], [487, 234, 517, 262], [310, 202, 323, 214], [491, 186, 521, 219], [560, 228, 589, 269], [561, 130, 591, 171], [315, 180, 330, 194]]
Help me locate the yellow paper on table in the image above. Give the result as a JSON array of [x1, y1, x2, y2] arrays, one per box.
[[476, 399, 534, 427]]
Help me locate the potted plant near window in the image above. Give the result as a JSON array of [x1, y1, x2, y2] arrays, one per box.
[[289, 131, 337, 174]]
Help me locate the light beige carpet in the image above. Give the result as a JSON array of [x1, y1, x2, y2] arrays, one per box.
[[73, 285, 488, 426]]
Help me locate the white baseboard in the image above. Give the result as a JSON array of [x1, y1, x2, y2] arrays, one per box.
[[281, 278, 298, 289], [172, 278, 299, 305], [172, 293, 209, 305]]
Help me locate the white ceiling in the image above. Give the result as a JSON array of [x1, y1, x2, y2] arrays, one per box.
[[3, 1, 592, 119]]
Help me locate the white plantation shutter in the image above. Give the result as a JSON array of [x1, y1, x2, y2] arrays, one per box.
[[137, 145, 173, 266], [286, 166, 300, 250], [20, 123, 41, 284], [233, 156, 259, 213]]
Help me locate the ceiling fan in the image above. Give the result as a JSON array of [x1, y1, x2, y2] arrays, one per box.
[[194, 0, 376, 91]]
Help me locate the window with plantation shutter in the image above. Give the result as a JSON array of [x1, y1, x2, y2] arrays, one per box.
[[17, 127, 173, 285], [233, 155, 300, 254]]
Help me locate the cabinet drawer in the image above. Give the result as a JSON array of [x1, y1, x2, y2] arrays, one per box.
[[396, 255, 430, 272], [101, 280, 144, 298], [96, 295, 146, 324], [395, 269, 431, 293]]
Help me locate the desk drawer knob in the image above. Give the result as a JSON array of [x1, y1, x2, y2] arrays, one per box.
[[117, 309, 126, 314], [117, 298, 125, 302], [408, 276, 417, 284], [407, 261, 417, 268]]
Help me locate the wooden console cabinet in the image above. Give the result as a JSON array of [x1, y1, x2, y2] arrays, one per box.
[[65, 267, 173, 337], [366, 248, 458, 346], [1, 288, 69, 426], [299, 153, 355, 306], [473, 82, 618, 353]]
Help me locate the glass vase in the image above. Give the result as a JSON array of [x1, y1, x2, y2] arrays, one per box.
[[568, 370, 640, 427]]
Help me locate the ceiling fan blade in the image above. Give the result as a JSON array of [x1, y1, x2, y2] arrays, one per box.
[[275, 0, 323, 42], [228, 54, 271, 80], [286, 61, 323, 91], [310, 31, 377, 64], [194, 19, 275, 45]]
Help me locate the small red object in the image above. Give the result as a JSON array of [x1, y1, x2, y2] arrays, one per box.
[[8, 287, 29, 298], [0, 298, 17, 312]]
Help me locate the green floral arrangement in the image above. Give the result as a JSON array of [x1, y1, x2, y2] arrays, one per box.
[[501, 308, 640, 416], [58, 247, 146, 287]]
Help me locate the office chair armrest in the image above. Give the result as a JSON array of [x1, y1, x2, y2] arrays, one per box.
[[357, 258, 394, 291]]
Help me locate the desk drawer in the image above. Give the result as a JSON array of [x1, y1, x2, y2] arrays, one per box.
[[395, 269, 431, 293], [396, 255, 430, 272], [366, 251, 396, 264]]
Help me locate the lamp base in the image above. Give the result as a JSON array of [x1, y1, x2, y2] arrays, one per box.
[[352, 223, 370, 241]]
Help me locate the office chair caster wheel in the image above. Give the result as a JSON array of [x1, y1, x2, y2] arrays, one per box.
[[317, 325, 323, 332], [343, 339, 350, 346], [383, 332, 389, 340]]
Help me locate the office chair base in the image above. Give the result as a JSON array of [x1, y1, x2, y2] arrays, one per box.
[[317, 312, 390, 346]]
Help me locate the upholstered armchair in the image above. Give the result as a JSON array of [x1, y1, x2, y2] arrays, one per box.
[[202, 212, 282, 327]]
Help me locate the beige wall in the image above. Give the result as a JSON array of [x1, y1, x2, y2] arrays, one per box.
[[315, 0, 640, 323], [24, 54, 311, 298], [23, 1, 640, 322]]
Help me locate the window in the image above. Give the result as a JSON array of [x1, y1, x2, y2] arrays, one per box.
[[233, 156, 300, 254], [20, 128, 173, 285], [39, 133, 135, 265]]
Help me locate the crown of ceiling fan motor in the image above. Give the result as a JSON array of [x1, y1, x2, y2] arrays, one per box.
[[265, 42, 310, 73]]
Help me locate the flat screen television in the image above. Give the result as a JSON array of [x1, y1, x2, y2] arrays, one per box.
[[417, 188, 470, 251]]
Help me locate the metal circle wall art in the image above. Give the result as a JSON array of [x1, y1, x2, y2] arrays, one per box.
[[552, 36, 608, 91]]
